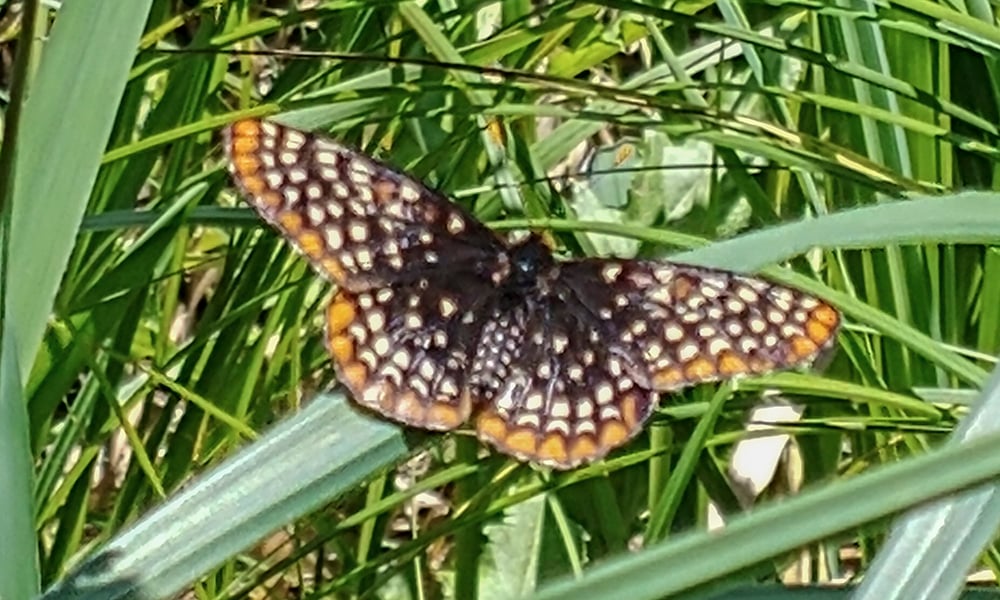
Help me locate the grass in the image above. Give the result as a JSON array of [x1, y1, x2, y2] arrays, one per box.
[[2, 1, 1000, 599]]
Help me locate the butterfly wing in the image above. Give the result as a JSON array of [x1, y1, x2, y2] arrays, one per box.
[[558, 259, 840, 391], [325, 276, 495, 430], [225, 119, 505, 292], [472, 259, 840, 469], [470, 296, 658, 469]]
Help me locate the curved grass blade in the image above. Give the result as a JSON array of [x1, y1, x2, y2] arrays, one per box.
[[41, 392, 407, 600]]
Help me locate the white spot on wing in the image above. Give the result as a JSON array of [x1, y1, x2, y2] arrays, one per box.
[[315, 150, 337, 166], [595, 383, 613, 405], [355, 248, 374, 270], [439, 297, 458, 317], [602, 263, 622, 283], [678, 343, 699, 361], [447, 213, 465, 234], [265, 171, 283, 188], [399, 183, 421, 202], [284, 130, 307, 150], [324, 227, 343, 250], [348, 222, 368, 242]]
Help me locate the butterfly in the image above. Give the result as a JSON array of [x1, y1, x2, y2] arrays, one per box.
[[224, 118, 840, 469]]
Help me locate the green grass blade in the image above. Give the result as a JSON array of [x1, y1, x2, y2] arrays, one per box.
[[854, 361, 1000, 598], [0, 2, 153, 598], [8, 1, 154, 381], [41, 392, 407, 600], [0, 333, 36, 600], [0, 0, 45, 596], [532, 369, 1000, 599]]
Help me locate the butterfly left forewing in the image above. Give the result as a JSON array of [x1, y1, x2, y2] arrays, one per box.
[[225, 119, 504, 292]]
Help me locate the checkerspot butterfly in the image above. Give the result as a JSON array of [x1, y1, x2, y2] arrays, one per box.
[[224, 118, 840, 469]]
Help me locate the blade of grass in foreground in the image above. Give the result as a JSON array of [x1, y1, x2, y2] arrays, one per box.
[[0, 2, 154, 599], [531, 363, 1000, 600], [7, 0, 153, 382], [41, 392, 407, 600], [0, 335, 34, 600], [0, 1, 45, 597], [854, 359, 1000, 599]]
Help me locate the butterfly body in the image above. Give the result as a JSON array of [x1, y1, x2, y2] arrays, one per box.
[[225, 118, 840, 469]]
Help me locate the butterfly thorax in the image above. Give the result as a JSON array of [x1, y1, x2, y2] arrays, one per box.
[[492, 234, 559, 297]]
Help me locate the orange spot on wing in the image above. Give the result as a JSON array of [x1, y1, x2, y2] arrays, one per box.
[[747, 357, 775, 373], [259, 191, 281, 209], [232, 135, 259, 155], [341, 363, 367, 389], [476, 413, 508, 441], [394, 392, 426, 423], [296, 230, 325, 258], [718, 352, 748, 376], [789, 335, 818, 361], [231, 119, 262, 137], [652, 366, 685, 389], [320, 258, 346, 282], [231, 154, 266, 191], [372, 180, 396, 203], [504, 429, 538, 456], [684, 357, 716, 381], [671, 276, 693, 300], [568, 436, 599, 464], [240, 175, 266, 195], [812, 305, 840, 328], [232, 153, 260, 174], [328, 335, 354, 363], [806, 320, 832, 345], [598, 421, 629, 450], [620, 394, 639, 428], [326, 299, 356, 334], [427, 403, 465, 429], [537, 434, 568, 464], [278, 211, 303, 235]]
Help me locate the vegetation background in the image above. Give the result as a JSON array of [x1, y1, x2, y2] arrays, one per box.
[[3, 1, 1000, 599]]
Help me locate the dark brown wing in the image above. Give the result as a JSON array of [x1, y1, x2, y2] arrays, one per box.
[[471, 258, 839, 469], [470, 295, 659, 469], [324, 264, 501, 431], [225, 119, 505, 292], [557, 259, 840, 391]]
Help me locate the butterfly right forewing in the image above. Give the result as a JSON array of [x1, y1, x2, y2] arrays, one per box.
[[559, 259, 840, 391]]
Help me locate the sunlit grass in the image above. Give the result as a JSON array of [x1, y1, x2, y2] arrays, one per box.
[[1, 2, 998, 600]]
